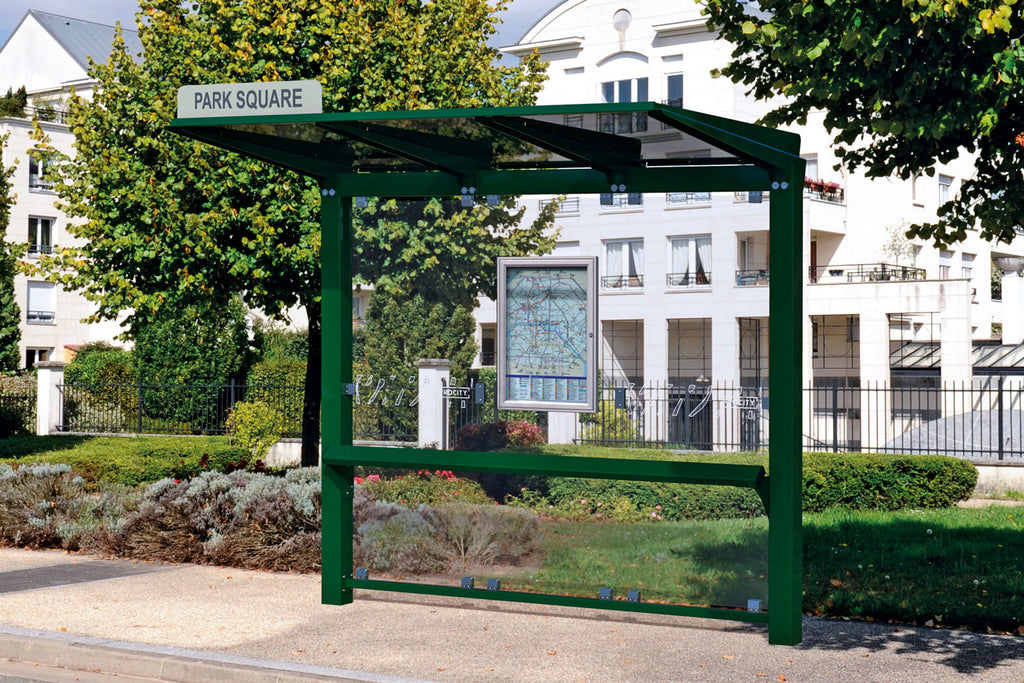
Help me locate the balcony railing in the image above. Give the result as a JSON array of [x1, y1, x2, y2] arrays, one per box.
[[27, 310, 55, 323], [735, 269, 770, 287], [809, 263, 926, 284], [28, 244, 54, 256], [667, 272, 711, 288], [602, 275, 644, 290], [538, 196, 580, 214], [598, 111, 648, 135], [666, 191, 711, 207], [804, 178, 845, 204]]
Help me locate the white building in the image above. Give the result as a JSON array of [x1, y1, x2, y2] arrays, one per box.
[[0, 10, 136, 366], [478, 0, 1024, 448]]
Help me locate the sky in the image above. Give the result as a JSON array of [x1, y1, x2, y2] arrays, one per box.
[[0, 0, 139, 47], [0, 0, 552, 52]]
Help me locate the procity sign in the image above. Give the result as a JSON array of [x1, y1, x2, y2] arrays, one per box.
[[176, 80, 322, 118]]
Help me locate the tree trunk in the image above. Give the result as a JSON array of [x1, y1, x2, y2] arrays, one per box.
[[301, 300, 322, 467]]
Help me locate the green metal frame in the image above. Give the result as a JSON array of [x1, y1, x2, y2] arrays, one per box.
[[168, 101, 805, 645]]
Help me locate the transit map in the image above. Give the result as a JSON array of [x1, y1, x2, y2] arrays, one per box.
[[503, 264, 591, 407]]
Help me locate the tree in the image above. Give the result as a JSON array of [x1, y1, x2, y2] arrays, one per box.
[[0, 134, 20, 372], [29, 0, 553, 465], [703, 0, 1024, 247]]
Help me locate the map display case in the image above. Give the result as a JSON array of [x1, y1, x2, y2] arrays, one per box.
[[497, 257, 598, 412]]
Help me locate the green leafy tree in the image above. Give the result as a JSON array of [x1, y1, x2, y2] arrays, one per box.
[[355, 290, 478, 441], [704, 0, 1024, 247], [29, 0, 552, 465], [0, 134, 20, 372], [0, 87, 27, 118]]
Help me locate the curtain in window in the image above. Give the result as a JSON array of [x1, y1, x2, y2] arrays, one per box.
[[696, 237, 712, 283], [628, 240, 643, 278], [606, 241, 623, 278], [672, 238, 690, 281]]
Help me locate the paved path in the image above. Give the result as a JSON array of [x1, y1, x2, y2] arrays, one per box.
[[0, 548, 1022, 682]]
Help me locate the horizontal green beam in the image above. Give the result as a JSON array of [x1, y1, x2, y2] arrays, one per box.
[[331, 165, 772, 196], [328, 445, 765, 489], [347, 578, 768, 624]]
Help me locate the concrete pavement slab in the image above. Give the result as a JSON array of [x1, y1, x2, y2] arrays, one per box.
[[0, 549, 1021, 682]]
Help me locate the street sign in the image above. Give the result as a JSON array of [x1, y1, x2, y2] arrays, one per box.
[[442, 387, 471, 400], [176, 81, 323, 118]]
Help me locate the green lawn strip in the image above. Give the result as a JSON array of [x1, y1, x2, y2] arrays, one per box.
[[0, 435, 249, 487], [497, 507, 1023, 633]]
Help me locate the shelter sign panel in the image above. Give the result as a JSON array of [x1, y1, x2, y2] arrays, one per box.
[[497, 257, 597, 412]]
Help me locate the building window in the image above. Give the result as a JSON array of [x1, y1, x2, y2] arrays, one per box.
[[939, 175, 953, 205], [25, 347, 51, 368], [603, 239, 644, 289], [539, 196, 580, 215], [600, 192, 642, 209], [28, 155, 54, 191], [939, 250, 952, 279], [26, 281, 56, 323], [666, 73, 683, 107], [962, 253, 974, 280], [599, 77, 648, 133], [480, 324, 496, 366], [28, 217, 53, 256], [668, 235, 711, 287]]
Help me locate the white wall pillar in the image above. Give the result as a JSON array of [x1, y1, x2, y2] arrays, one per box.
[[859, 312, 891, 450], [547, 411, 577, 444], [1001, 270, 1024, 345], [35, 361, 66, 435], [416, 359, 450, 449], [940, 282, 973, 387]]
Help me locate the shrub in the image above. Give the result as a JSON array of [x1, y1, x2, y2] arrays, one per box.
[[0, 436, 252, 487], [801, 453, 977, 512], [245, 357, 306, 430], [521, 477, 766, 522], [455, 420, 545, 451], [359, 470, 493, 507], [0, 463, 139, 551], [353, 486, 543, 574], [108, 469, 321, 571], [225, 400, 286, 461]]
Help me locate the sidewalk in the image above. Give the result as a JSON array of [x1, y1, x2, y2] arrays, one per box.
[[1, 548, 1022, 682]]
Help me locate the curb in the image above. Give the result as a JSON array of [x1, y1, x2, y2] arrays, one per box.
[[0, 625, 436, 683]]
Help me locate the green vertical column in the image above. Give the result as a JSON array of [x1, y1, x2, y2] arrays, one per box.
[[320, 178, 354, 606], [767, 166, 804, 645]]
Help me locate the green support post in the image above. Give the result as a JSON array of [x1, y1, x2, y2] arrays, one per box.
[[767, 169, 805, 645], [320, 179, 354, 605]]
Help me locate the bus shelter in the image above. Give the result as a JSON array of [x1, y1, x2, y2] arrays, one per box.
[[169, 100, 806, 645]]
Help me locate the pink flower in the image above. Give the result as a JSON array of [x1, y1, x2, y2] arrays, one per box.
[[354, 476, 364, 485], [581, 499, 586, 505], [366, 474, 381, 483], [596, 512, 602, 518], [596, 501, 602, 507], [656, 505, 662, 510]]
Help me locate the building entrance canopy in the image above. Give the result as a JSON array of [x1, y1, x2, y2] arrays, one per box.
[[169, 99, 806, 645]]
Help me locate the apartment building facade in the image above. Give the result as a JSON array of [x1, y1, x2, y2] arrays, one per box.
[[0, 11, 136, 367], [475, 0, 1024, 447]]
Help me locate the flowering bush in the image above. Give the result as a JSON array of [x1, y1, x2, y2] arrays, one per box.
[[358, 470, 492, 508], [455, 420, 545, 451]]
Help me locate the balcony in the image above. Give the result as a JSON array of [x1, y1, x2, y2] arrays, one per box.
[[602, 275, 644, 290], [667, 272, 711, 288], [27, 310, 55, 323], [27, 244, 54, 257], [809, 263, 926, 284], [736, 269, 770, 287], [804, 177, 845, 204]]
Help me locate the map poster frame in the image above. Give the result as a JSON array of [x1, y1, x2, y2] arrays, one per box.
[[496, 256, 598, 413]]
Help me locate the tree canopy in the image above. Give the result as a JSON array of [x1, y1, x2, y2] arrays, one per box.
[[703, 0, 1024, 247], [29, 0, 555, 463], [0, 134, 21, 372]]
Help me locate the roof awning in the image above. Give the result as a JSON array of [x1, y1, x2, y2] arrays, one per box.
[[168, 102, 802, 197]]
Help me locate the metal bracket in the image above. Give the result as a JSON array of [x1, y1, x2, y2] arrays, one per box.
[[345, 383, 357, 396]]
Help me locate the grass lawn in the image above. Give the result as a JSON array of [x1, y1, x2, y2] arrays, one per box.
[[492, 506, 1023, 634]]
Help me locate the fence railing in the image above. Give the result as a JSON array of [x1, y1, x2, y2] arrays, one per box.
[[59, 381, 303, 437], [808, 379, 1024, 461]]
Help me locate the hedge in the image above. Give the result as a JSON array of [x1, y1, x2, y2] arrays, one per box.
[[510, 449, 978, 519], [0, 436, 251, 487]]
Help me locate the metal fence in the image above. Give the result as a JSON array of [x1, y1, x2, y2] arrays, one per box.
[[575, 383, 766, 452], [571, 380, 1024, 461], [59, 381, 303, 437], [807, 378, 1024, 461]]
